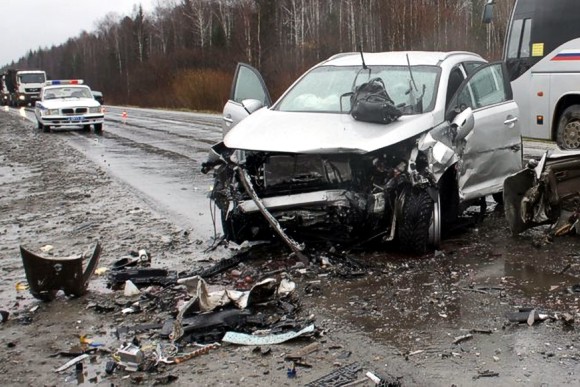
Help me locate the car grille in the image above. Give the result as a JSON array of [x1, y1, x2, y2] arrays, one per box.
[[62, 108, 88, 115], [25, 88, 40, 93]]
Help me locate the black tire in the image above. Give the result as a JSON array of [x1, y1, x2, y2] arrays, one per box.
[[94, 123, 103, 133], [492, 192, 504, 205], [556, 105, 580, 149], [83, 124, 91, 132], [43, 125, 51, 133], [30, 290, 57, 302], [221, 211, 249, 244], [398, 188, 434, 254], [36, 120, 43, 130]]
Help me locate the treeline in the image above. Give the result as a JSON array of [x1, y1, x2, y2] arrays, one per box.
[[7, 0, 514, 111]]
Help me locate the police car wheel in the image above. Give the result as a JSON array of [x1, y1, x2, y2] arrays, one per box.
[[94, 123, 103, 133], [43, 125, 51, 133], [83, 125, 91, 132], [36, 120, 43, 130]]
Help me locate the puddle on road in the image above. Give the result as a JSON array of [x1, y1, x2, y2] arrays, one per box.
[[316, 213, 580, 350]]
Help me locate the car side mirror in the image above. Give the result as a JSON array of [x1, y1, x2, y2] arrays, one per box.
[[451, 107, 474, 142], [482, 0, 494, 24], [242, 99, 265, 114]]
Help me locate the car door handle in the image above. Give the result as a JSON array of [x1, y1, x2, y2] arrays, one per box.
[[504, 117, 518, 125], [223, 116, 233, 124]]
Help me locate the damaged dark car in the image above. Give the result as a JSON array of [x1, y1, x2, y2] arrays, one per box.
[[203, 51, 523, 253], [504, 150, 580, 235]]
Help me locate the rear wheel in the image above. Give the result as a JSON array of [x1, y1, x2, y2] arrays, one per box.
[[398, 188, 439, 254], [557, 105, 580, 149]]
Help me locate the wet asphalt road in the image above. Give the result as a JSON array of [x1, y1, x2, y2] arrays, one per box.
[[20, 105, 223, 241]]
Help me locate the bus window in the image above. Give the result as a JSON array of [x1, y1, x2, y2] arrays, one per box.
[[507, 19, 532, 59], [520, 19, 532, 58]]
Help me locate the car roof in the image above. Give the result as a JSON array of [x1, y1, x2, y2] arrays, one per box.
[[322, 51, 483, 67]]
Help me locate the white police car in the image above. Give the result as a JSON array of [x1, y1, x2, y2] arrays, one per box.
[[35, 80, 104, 133]]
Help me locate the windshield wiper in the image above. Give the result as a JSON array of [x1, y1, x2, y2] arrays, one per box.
[[405, 54, 426, 113]]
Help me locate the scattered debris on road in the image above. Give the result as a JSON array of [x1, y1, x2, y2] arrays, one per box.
[[19, 241, 101, 301]]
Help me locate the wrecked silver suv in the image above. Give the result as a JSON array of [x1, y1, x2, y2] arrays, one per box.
[[203, 51, 523, 253]]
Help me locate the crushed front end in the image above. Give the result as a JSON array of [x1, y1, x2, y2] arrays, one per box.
[[203, 137, 433, 245]]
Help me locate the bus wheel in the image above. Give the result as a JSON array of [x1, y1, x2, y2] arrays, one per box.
[[557, 105, 580, 149]]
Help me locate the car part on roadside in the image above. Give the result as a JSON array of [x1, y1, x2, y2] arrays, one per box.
[[304, 362, 363, 387], [20, 241, 101, 301], [504, 150, 580, 235], [0, 310, 9, 323], [222, 324, 315, 345], [111, 256, 140, 270], [505, 308, 555, 325], [179, 245, 251, 279], [54, 354, 90, 373], [116, 343, 144, 372], [107, 268, 177, 289]]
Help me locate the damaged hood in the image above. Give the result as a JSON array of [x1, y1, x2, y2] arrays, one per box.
[[224, 108, 437, 154]]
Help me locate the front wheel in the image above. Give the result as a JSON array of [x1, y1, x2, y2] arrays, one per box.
[[36, 120, 43, 130], [94, 123, 103, 133], [556, 105, 580, 149], [221, 210, 254, 244], [398, 188, 440, 254], [43, 125, 51, 133]]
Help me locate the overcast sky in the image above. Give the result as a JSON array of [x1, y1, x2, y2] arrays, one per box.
[[0, 0, 156, 66]]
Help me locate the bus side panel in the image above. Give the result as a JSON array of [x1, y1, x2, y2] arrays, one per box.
[[511, 72, 534, 138], [527, 73, 550, 140]]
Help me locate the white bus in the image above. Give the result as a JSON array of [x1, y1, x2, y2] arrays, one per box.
[[484, 0, 580, 149]]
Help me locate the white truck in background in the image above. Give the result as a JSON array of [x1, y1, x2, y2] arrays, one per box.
[[3, 69, 47, 106]]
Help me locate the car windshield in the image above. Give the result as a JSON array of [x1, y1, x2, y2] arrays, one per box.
[[276, 65, 440, 115], [19, 73, 46, 83], [44, 87, 93, 100]]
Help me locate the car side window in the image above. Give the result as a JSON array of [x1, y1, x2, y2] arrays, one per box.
[[463, 62, 484, 75], [233, 65, 269, 106], [455, 63, 507, 110], [446, 67, 465, 109]]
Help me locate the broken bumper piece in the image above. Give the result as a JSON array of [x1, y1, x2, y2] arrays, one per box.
[[238, 189, 352, 213], [20, 241, 101, 301], [107, 268, 178, 289]]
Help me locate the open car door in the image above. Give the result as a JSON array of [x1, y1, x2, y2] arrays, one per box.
[[447, 62, 523, 201], [222, 63, 272, 138]]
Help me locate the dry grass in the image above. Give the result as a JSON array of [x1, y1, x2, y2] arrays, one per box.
[[171, 69, 232, 112]]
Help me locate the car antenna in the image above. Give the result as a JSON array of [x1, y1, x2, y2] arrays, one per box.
[[359, 44, 368, 70]]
